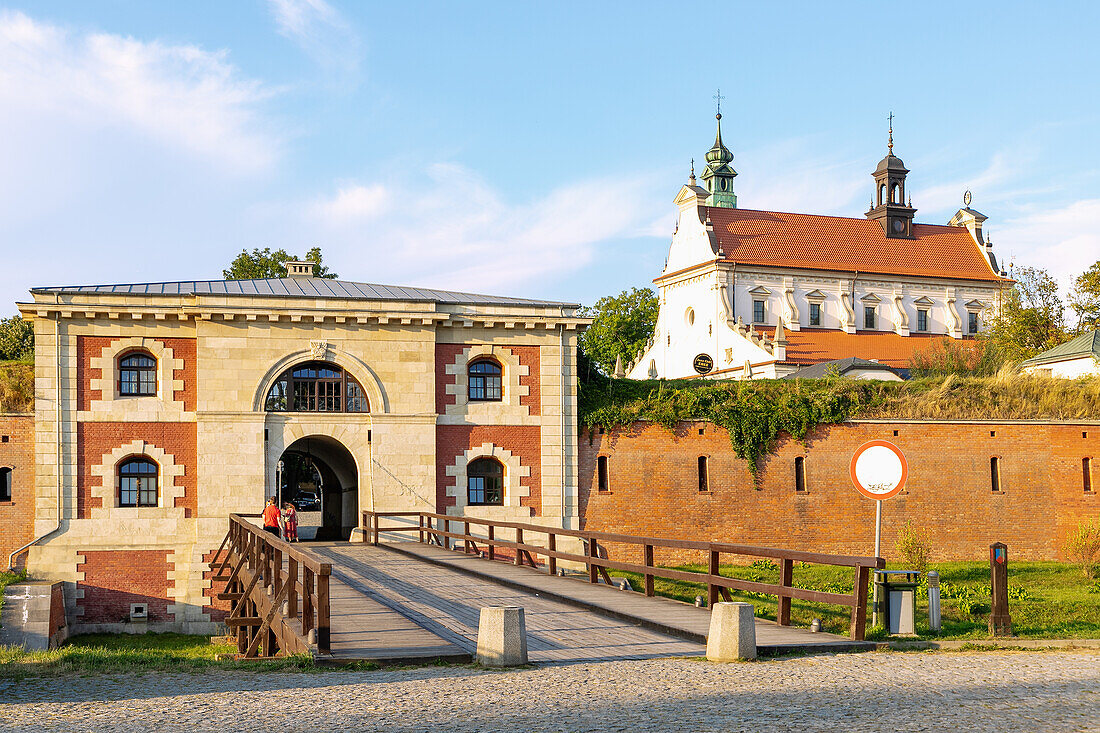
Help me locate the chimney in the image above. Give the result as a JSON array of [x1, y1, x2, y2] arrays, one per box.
[[286, 261, 316, 278]]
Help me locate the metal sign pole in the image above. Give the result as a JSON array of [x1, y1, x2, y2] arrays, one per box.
[[873, 499, 882, 627]]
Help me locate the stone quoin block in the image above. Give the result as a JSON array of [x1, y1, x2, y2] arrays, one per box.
[[706, 602, 757, 661], [475, 606, 528, 667]]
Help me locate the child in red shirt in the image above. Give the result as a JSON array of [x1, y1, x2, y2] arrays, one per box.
[[282, 502, 299, 542]]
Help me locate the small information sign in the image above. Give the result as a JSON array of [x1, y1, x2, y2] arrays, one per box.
[[693, 353, 714, 374]]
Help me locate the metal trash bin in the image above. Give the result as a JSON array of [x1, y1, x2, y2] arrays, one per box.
[[874, 570, 921, 635]]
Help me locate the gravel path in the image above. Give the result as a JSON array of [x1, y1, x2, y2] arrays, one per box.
[[1, 651, 1097, 732]]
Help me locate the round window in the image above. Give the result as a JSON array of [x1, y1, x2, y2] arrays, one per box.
[[685, 308, 695, 326]]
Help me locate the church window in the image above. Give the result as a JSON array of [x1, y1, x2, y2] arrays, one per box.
[[917, 309, 930, 332], [891, 182, 900, 203], [809, 303, 821, 327], [0, 467, 11, 502], [118, 351, 157, 396], [864, 306, 876, 330], [118, 457, 158, 507], [468, 360, 503, 401], [697, 456, 709, 492], [597, 456, 609, 493], [794, 457, 806, 493], [968, 311, 979, 334], [265, 361, 369, 413], [753, 300, 765, 324], [878, 183, 886, 206], [467, 458, 504, 506]]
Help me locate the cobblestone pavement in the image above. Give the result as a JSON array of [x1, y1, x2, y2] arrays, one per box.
[[1, 651, 1097, 732]]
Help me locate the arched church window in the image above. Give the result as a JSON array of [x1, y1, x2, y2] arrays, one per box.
[[118, 457, 158, 507], [467, 458, 504, 506], [265, 361, 370, 413], [879, 183, 886, 205], [468, 360, 503, 402], [891, 182, 900, 203], [118, 351, 157, 396]]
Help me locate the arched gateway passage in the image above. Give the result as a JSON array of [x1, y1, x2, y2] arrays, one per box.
[[276, 436, 358, 541]]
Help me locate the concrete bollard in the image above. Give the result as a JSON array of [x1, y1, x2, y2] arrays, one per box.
[[705, 602, 756, 661], [475, 606, 528, 667]]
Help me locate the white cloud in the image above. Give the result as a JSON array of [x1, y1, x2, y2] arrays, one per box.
[[0, 10, 278, 174], [732, 137, 867, 216], [308, 164, 661, 292], [999, 199, 1100, 289], [267, 0, 360, 75]]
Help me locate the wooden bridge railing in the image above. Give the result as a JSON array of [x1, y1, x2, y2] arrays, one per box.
[[362, 510, 883, 640], [208, 514, 331, 658]]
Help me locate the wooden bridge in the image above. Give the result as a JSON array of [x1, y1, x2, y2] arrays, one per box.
[[208, 512, 884, 663]]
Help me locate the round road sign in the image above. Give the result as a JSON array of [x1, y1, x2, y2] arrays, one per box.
[[849, 440, 908, 500]]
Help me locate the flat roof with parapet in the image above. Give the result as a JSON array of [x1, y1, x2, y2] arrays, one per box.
[[30, 278, 579, 309]]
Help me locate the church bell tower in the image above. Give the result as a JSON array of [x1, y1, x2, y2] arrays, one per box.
[[700, 92, 738, 209], [865, 114, 916, 238]]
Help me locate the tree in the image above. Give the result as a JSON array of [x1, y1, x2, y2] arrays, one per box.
[[0, 316, 34, 361], [223, 246, 338, 280], [985, 265, 1068, 359], [1069, 260, 1100, 333], [579, 288, 659, 376]]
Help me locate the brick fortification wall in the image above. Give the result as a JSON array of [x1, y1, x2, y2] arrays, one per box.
[[0, 414, 35, 569], [579, 421, 1099, 563], [76, 550, 173, 624]]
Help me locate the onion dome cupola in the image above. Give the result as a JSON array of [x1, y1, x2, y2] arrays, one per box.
[[865, 114, 917, 238], [700, 100, 738, 209]]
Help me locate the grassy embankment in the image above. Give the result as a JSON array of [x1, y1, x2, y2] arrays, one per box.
[[606, 560, 1100, 640], [0, 360, 33, 413]]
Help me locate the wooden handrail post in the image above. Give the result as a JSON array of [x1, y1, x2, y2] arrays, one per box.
[[707, 548, 721, 608], [778, 557, 794, 626], [514, 528, 524, 566], [644, 543, 655, 597], [850, 564, 870, 640], [286, 556, 298, 619], [487, 525, 495, 561], [303, 568, 315, 643], [588, 537, 598, 584], [272, 547, 282, 598], [372, 512, 380, 545], [547, 533, 557, 576], [438, 517, 448, 550], [464, 521, 471, 554], [316, 570, 331, 653]]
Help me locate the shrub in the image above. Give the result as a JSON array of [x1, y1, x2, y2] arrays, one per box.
[[1063, 518, 1100, 579], [894, 521, 932, 573]]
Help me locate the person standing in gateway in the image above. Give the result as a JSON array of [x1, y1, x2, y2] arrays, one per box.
[[262, 496, 282, 537]]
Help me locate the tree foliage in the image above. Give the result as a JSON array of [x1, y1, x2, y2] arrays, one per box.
[[909, 337, 1011, 377], [1069, 260, 1100, 333], [223, 246, 338, 280], [579, 288, 658, 375], [985, 266, 1068, 359], [0, 316, 33, 361]]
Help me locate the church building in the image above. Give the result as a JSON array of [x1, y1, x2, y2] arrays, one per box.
[[627, 114, 1010, 380]]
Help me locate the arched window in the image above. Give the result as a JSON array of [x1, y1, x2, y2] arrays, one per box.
[[118, 458, 158, 507], [265, 361, 369, 413], [467, 458, 504, 506], [118, 351, 157, 396], [891, 182, 900, 203], [468, 360, 502, 402], [0, 467, 11, 502]]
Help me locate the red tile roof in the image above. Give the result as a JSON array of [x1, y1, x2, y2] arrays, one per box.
[[707, 207, 1004, 282], [757, 327, 950, 369]]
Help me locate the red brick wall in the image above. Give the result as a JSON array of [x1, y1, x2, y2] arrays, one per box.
[[77, 422, 197, 518], [579, 421, 1100, 562], [0, 414, 35, 568], [436, 425, 543, 513], [435, 344, 541, 415], [202, 549, 230, 622], [77, 549, 173, 624], [77, 336, 196, 411]]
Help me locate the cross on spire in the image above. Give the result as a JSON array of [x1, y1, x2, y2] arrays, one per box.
[[714, 88, 726, 119], [888, 111, 894, 153]]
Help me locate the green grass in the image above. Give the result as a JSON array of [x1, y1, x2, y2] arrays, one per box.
[[0, 633, 319, 678], [607, 560, 1100, 640]]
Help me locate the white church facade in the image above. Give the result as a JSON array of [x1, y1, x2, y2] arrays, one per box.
[[627, 115, 1009, 380]]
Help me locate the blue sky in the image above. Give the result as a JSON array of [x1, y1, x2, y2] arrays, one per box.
[[1, 1, 1098, 315]]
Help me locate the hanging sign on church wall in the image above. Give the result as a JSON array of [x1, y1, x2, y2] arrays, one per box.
[[693, 353, 714, 374]]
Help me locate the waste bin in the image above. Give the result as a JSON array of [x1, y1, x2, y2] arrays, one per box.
[[873, 570, 921, 635]]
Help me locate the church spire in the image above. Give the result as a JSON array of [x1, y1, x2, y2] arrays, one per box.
[[700, 90, 737, 209], [865, 112, 916, 238]]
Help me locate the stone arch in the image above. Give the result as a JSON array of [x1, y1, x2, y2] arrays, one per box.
[[251, 347, 389, 414]]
